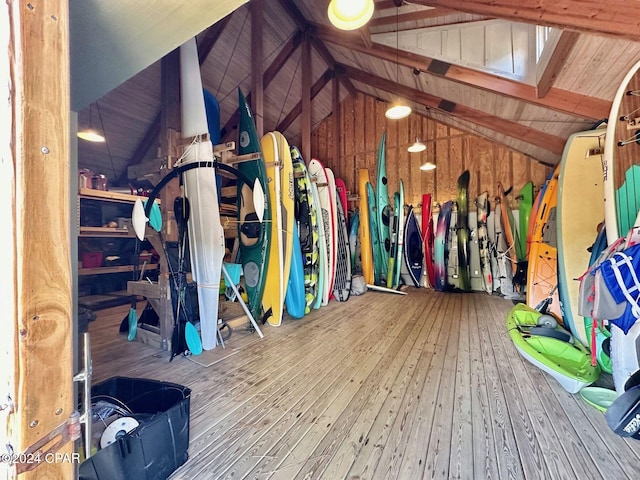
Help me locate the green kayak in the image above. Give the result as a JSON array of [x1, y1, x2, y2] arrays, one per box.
[[506, 303, 599, 393]]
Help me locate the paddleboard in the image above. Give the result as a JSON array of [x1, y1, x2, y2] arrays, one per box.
[[403, 206, 424, 287], [261, 132, 285, 326], [285, 222, 306, 319], [309, 159, 335, 305], [349, 210, 361, 274], [557, 129, 605, 347], [393, 181, 406, 288], [310, 180, 326, 310], [434, 201, 453, 291], [376, 132, 391, 272], [179, 37, 225, 350], [387, 192, 400, 288], [326, 167, 339, 296], [335, 177, 349, 220], [604, 58, 640, 244], [291, 146, 319, 314], [497, 183, 519, 274], [457, 171, 471, 291], [494, 200, 515, 298], [447, 202, 460, 289], [333, 199, 352, 301], [236, 89, 271, 323], [358, 169, 374, 284], [468, 212, 484, 292], [421, 194, 435, 288], [475, 192, 493, 294]]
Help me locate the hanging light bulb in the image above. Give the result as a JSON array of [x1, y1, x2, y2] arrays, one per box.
[[77, 103, 106, 142], [328, 0, 375, 31], [408, 138, 426, 153], [385, 5, 411, 120]]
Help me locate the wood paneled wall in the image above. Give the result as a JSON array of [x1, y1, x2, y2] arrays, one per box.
[[311, 92, 550, 211]]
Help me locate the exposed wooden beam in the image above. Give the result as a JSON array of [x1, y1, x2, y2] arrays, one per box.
[[369, 7, 457, 27], [338, 63, 566, 154], [221, 30, 304, 139], [412, 0, 640, 41], [536, 30, 579, 99], [277, 69, 334, 133], [123, 16, 231, 183], [251, 0, 264, 136], [311, 22, 609, 120], [277, 0, 357, 97], [301, 35, 312, 161]]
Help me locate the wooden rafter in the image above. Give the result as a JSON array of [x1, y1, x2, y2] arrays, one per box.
[[369, 7, 457, 27], [277, 69, 334, 133], [221, 30, 304, 138], [121, 15, 231, 184], [412, 0, 640, 41], [251, 0, 264, 136], [536, 30, 579, 99], [311, 22, 609, 120], [338, 63, 567, 154]]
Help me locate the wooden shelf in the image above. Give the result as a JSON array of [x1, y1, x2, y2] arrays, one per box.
[[79, 226, 134, 237], [78, 188, 160, 205], [78, 263, 158, 276]]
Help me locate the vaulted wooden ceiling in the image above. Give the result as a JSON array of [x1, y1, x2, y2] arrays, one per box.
[[75, 0, 640, 186]]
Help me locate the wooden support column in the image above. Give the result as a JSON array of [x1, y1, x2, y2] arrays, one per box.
[[6, 1, 74, 478], [251, 0, 264, 137], [332, 73, 341, 170], [301, 34, 312, 161]]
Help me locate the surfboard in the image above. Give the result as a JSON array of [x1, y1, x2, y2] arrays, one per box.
[[403, 206, 424, 287], [421, 194, 435, 288], [447, 202, 460, 289], [457, 170, 471, 291], [349, 210, 361, 274], [475, 192, 493, 294], [326, 168, 339, 296], [291, 146, 319, 314], [393, 180, 405, 288], [179, 38, 225, 350], [434, 201, 453, 292], [285, 221, 306, 319], [335, 177, 349, 220], [387, 192, 400, 288], [333, 199, 352, 301], [236, 89, 271, 323], [468, 212, 484, 292], [261, 132, 285, 326], [517, 181, 534, 262], [309, 159, 334, 305], [557, 129, 605, 347], [604, 58, 640, 244], [273, 132, 295, 298], [376, 132, 392, 273], [367, 181, 385, 285], [310, 180, 326, 310], [358, 169, 374, 285]]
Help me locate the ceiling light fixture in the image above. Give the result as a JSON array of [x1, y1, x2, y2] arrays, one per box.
[[408, 138, 426, 153], [385, 6, 411, 120], [420, 162, 436, 171], [328, 0, 374, 31], [77, 102, 106, 142]]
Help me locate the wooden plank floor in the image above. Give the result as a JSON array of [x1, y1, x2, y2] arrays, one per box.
[[89, 289, 640, 479]]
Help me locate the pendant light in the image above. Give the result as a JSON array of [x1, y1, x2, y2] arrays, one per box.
[[385, 6, 411, 120], [77, 102, 106, 142], [420, 161, 436, 171], [328, 0, 374, 31], [408, 138, 426, 153]]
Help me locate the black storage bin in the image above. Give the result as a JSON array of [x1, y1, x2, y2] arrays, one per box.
[[79, 377, 191, 480]]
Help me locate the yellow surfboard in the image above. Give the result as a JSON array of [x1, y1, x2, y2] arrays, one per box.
[[261, 132, 285, 326], [358, 169, 374, 284], [272, 131, 295, 298]]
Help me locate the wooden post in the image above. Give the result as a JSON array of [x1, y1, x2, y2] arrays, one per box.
[[332, 73, 341, 172], [6, 1, 74, 478], [301, 34, 312, 162], [251, 0, 264, 137]]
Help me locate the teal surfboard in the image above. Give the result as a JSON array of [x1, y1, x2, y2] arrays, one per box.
[[285, 222, 306, 319]]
